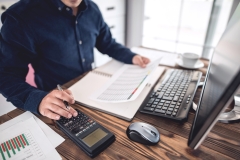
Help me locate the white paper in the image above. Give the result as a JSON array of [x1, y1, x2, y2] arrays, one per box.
[[0, 112, 64, 148], [91, 58, 160, 102], [0, 94, 16, 116], [94, 60, 124, 76], [0, 117, 61, 160], [69, 65, 165, 121], [131, 47, 178, 67]]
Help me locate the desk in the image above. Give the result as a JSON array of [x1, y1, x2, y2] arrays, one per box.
[[1, 59, 240, 160]]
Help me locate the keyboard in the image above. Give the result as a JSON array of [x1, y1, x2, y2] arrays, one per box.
[[56, 109, 115, 158], [139, 69, 202, 121]]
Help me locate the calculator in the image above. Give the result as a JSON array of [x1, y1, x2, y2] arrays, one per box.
[[56, 109, 115, 158]]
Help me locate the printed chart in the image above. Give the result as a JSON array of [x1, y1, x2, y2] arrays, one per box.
[[0, 131, 44, 160], [91, 58, 160, 102]]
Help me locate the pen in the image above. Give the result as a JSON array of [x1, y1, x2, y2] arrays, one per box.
[[57, 84, 70, 110]]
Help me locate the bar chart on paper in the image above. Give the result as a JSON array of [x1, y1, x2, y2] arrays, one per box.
[[0, 131, 44, 160]]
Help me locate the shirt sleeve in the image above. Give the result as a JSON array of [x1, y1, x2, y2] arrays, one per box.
[[94, 8, 136, 64], [0, 12, 48, 114]]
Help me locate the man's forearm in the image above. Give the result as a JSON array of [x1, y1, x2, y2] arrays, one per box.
[[0, 73, 48, 114]]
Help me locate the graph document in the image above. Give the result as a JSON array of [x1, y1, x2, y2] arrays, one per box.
[[0, 117, 61, 160], [91, 58, 160, 102], [0, 131, 44, 160]]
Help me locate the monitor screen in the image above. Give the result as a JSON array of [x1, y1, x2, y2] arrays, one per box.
[[188, 3, 240, 149]]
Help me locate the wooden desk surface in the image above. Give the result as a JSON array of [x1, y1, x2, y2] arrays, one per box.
[[1, 59, 240, 160]]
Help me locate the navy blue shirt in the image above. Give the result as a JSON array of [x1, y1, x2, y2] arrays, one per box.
[[0, 0, 136, 114]]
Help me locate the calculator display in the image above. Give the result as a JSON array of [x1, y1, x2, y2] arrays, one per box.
[[82, 128, 107, 147]]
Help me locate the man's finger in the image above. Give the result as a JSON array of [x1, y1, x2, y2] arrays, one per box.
[[143, 57, 150, 64], [69, 107, 78, 117], [48, 103, 72, 118], [53, 90, 75, 104], [51, 98, 69, 110], [64, 89, 74, 98], [41, 109, 60, 120], [137, 56, 145, 67], [51, 98, 78, 117]]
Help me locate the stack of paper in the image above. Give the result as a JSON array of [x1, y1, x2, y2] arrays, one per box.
[[0, 112, 65, 160]]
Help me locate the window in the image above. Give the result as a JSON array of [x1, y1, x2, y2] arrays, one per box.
[[142, 0, 233, 56]]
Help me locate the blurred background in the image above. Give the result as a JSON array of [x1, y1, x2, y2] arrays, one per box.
[[0, 0, 238, 114], [0, 0, 237, 65]]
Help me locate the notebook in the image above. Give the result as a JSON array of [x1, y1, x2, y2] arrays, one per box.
[[69, 60, 165, 121]]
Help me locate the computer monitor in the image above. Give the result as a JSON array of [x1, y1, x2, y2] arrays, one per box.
[[188, 3, 240, 149]]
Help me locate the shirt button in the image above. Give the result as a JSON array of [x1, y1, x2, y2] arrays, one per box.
[[66, 8, 70, 11], [58, 7, 61, 11], [76, 21, 78, 24], [79, 40, 82, 45], [82, 59, 85, 63]]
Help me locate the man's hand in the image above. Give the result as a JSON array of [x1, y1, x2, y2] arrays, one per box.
[[132, 55, 150, 68], [39, 90, 78, 120]]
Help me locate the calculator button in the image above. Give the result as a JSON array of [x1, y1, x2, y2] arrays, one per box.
[[72, 127, 80, 134]]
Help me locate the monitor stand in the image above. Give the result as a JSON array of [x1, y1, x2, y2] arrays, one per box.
[[192, 83, 240, 123]]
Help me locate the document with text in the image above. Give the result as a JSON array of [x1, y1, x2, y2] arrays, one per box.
[[90, 58, 161, 102]]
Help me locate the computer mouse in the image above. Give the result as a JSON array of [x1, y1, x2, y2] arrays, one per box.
[[126, 122, 160, 145]]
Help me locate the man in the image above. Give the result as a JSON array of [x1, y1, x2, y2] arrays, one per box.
[[0, 0, 149, 120]]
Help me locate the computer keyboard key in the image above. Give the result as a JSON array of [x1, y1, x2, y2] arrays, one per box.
[[164, 104, 169, 107], [166, 111, 172, 115], [162, 107, 168, 110], [168, 108, 173, 111], [148, 98, 155, 104], [157, 92, 164, 99], [169, 105, 175, 108], [146, 103, 151, 107], [151, 105, 157, 108], [173, 96, 179, 101], [144, 107, 154, 112], [162, 96, 173, 101], [156, 106, 162, 109], [155, 109, 166, 114], [153, 102, 158, 105]]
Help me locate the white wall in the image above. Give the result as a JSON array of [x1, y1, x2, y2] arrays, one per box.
[[126, 0, 145, 48]]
